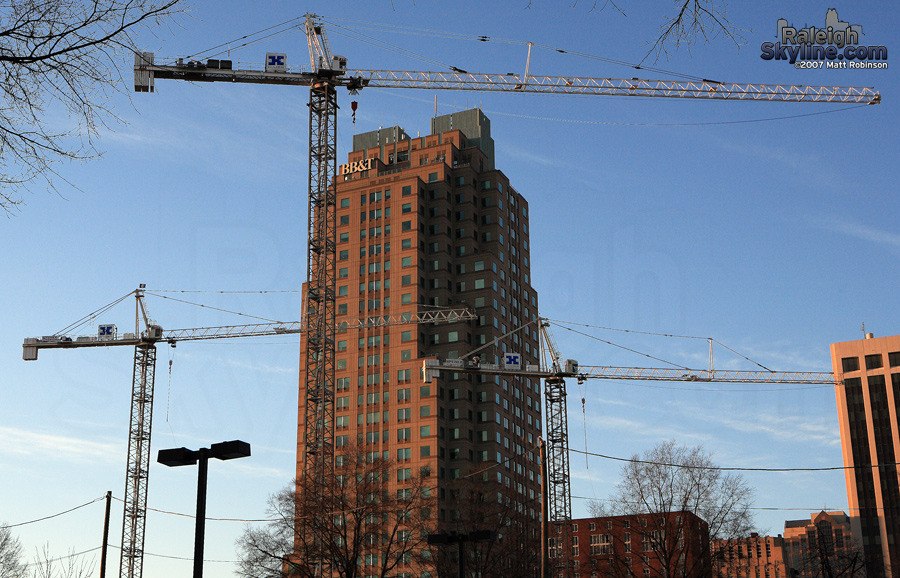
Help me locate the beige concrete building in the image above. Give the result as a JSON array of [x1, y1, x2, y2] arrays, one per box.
[[831, 334, 900, 578], [783, 511, 862, 578]]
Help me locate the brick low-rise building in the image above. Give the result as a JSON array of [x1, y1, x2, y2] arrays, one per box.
[[570, 512, 710, 578]]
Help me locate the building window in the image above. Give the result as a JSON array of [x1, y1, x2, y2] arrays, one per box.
[[339, 250, 348, 260], [866, 354, 883, 370], [402, 185, 412, 196], [890, 351, 900, 367], [402, 220, 412, 231]]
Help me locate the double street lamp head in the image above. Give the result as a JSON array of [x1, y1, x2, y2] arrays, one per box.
[[157, 440, 251, 467], [156, 439, 251, 578]]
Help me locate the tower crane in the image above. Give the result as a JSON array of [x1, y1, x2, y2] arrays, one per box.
[[131, 14, 876, 578], [21, 285, 474, 578], [422, 318, 836, 577]]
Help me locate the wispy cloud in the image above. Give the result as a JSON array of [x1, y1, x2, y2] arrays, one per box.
[[227, 460, 292, 479], [666, 400, 840, 448], [810, 215, 900, 251], [222, 357, 296, 375], [0, 426, 119, 463]]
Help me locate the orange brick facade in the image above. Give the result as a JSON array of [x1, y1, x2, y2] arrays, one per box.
[[296, 109, 543, 574]]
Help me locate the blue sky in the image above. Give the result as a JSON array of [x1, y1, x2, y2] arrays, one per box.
[[1, 1, 897, 575]]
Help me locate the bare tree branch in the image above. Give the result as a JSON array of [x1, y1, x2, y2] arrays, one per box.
[[236, 448, 436, 578], [643, 0, 746, 63], [0, 0, 184, 215], [593, 441, 756, 578], [0, 525, 27, 578]]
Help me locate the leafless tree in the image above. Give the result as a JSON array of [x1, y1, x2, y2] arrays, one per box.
[[0, 0, 183, 214], [0, 526, 26, 578], [591, 441, 755, 578], [236, 449, 436, 578], [26, 545, 95, 578], [644, 0, 744, 62], [434, 470, 541, 578], [785, 533, 867, 578], [527, 0, 744, 64], [0, 529, 95, 578]]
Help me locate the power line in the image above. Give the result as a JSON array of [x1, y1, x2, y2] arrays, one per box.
[[22, 546, 102, 569], [106, 543, 237, 564], [148, 289, 302, 294], [569, 447, 889, 473], [2, 496, 106, 529], [572, 495, 849, 514], [110, 495, 276, 523]]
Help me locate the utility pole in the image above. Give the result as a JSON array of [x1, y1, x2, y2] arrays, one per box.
[[100, 490, 112, 578]]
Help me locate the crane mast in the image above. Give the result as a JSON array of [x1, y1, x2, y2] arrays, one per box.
[[22, 285, 473, 578], [130, 17, 877, 578], [424, 318, 837, 578]]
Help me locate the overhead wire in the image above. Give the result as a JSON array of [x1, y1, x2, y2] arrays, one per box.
[[148, 289, 302, 294], [573, 495, 851, 513], [568, 447, 892, 473], [22, 546, 103, 568], [1, 495, 106, 529], [106, 543, 237, 564]]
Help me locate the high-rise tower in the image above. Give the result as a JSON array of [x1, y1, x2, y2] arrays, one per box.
[[298, 108, 543, 575], [831, 333, 900, 578]]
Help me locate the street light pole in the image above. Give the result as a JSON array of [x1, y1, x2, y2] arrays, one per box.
[[427, 530, 497, 578], [157, 440, 251, 578], [193, 447, 209, 578]]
